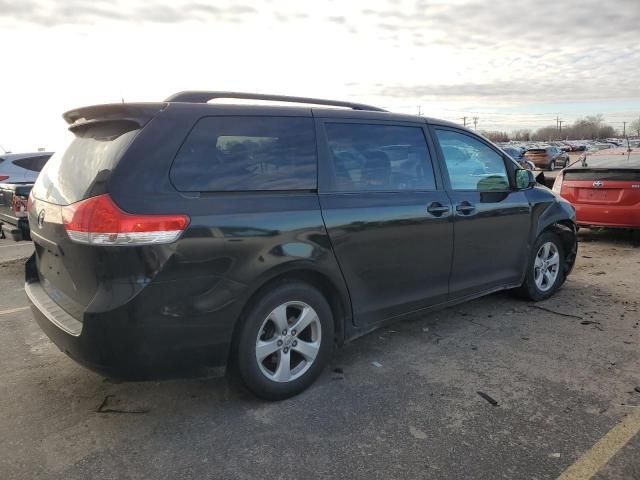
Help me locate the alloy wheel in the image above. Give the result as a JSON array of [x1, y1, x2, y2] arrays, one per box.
[[255, 301, 322, 383], [534, 242, 560, 292]]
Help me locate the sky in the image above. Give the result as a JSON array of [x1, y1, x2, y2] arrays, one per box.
[[1, 0, 639, 152]]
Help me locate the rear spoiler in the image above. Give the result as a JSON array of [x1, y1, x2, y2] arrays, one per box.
[[63, 103, 166, 131]]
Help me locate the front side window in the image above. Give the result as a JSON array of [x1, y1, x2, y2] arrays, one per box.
[[171, 116, 317, 191], [324, 123, 436, 192], [435, 129, 510, 191]]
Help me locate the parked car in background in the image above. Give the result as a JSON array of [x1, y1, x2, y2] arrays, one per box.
[[26, 92, 577, 400], [553, 147, 640, 229], [525, 146, 570, 170], [502, 146, 535, 170], [587, 142, 615, 152], [0, 183, 33, 240], [0, 152, 53, 182]]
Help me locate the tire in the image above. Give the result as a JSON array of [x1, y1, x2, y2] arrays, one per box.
[[234, 282, 334, 400], [548, 160, 556, 171], [514, 231, 566, 301]]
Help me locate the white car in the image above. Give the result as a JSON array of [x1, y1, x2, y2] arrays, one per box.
[[0, 152, 53, 183]]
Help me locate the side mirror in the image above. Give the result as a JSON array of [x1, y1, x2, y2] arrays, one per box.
[[515, 168, 536, 190]]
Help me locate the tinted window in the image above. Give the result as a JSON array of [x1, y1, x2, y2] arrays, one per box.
[[435, 129, 510, 191], [324, 123, 436, 192], [171, 117, 316, 191], [33, 121, 139, 205], [13, 155, 51, 172]]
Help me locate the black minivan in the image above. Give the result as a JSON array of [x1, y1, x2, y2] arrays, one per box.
[[26, 92, 577, 399]]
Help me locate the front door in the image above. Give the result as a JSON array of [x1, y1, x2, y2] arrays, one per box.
[[318, 119, 453, 326], [432, 127, 531, 299]]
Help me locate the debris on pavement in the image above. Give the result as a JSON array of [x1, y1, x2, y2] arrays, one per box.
[[476, 391, 499, 406], [529, 305, 583, 319], [96, 395, 150, 414], [371, 361, 382, 368]]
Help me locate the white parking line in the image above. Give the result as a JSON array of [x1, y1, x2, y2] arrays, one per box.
[[0, 306, 30, 315]]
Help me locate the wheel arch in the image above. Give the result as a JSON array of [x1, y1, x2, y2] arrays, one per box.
[[539, 219, 578, 275], [226, 263, 352, 366]]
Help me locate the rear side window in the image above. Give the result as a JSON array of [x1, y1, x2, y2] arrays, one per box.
[[171, 117, 317, 191], [324, 123, 436, 192], [12, 155, 51, 172], [33, 121, 139, 205]]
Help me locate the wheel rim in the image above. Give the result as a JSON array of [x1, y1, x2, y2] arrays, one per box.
[[534, 241, 560, 292], [255, 301, 322, 383]]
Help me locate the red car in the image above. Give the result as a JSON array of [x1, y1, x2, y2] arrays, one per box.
[[553, 147, 640, 228]]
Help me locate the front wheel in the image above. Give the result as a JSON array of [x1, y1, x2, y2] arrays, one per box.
[[514, 232, 566, 301], [234, 282, 334, 400], [548, 160, 556, 171]]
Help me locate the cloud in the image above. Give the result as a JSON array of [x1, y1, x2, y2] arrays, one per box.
[[0, 0, 257, 25], [0, 0, 639, 136]]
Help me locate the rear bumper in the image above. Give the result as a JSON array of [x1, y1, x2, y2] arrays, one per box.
[[25, 257, 238, 381], [575, 204, 640, 228]]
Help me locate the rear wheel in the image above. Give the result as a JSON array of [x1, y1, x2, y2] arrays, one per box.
[[548, 160, 556, 171], [515, 231, 566, 301], [234, 282, 334, 400]]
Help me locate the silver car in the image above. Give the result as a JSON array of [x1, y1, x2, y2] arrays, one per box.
[[0, 152, 53, 183]]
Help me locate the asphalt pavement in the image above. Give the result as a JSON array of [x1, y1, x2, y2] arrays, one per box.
[[0, 230, 638, 480]]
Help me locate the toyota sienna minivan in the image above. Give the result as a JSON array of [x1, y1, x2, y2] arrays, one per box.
[[26, 92, 577, 399]]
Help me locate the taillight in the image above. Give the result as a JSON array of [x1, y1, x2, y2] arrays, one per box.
[[0, 175, 9, 182], [62, 194, 190, 246], [552, 173, 563, 194], [27, 191, 34, 212]]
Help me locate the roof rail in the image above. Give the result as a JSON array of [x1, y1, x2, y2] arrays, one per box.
[[164, 91, 387, 112]]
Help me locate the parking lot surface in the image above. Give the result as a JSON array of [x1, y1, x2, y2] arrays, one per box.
[[0, 230, 639, 479], [0, 237, 33, 263]]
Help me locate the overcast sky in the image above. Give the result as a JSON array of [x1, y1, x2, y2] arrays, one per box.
[[1, 0, 639, 151]]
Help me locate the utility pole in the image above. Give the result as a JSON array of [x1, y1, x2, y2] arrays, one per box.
[[559, 120, 564, 138], [623, 121, 626, 137], [461, 116, 467, 127], [473, 116, 478, 131]]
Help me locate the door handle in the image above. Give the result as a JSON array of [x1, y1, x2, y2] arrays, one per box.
[[455, 202, 475, 215], [426, 202, 450, 216]]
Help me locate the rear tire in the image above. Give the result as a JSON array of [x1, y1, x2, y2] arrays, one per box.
[[514, 231, 566, 301], [234, 282, 334, 400]]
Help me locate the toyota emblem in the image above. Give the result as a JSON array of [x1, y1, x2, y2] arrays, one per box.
[[37, 209, 45, 229], [593, 180, 604, 188]]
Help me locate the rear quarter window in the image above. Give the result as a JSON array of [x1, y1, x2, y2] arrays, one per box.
[[33, 120, 139, 205], [12, 155, 52, 172], [170, 116, 317, 191]]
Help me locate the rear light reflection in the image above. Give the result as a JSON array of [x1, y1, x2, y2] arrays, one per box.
[[552, 174, 563, 194], [62, 194, 190, 246], [0, 175, 9, 182], [27, 191, 34, 212]]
